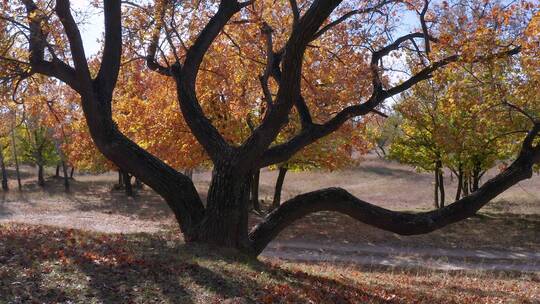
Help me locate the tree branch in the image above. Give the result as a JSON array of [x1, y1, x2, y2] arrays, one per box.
[[249, 124, 540, 255], [95, 0, 122, 98]]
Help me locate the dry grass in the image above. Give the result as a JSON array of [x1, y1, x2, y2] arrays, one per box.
[[1, 223, 538, 304]]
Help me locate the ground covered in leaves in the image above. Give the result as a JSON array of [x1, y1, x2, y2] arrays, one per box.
[[1, 224, 538, 304]]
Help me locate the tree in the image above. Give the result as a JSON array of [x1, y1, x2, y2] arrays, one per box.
[[1, 0, 539, 256]]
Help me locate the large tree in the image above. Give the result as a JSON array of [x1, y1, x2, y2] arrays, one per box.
[[0, 0, 539, 256]]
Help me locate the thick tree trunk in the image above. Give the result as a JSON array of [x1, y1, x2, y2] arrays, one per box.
[[272, 166, 288, 210], [195, 167, 251, 249], [250, 170, 261, 212], [123, 171, 133, 197], [0, 145, 8, 191]]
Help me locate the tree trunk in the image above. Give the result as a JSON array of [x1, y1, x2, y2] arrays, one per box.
[[455, 167, 463, 201], [434, 162, 440, 209], [55, 165, 60, 178], [250, 170, 261, 212], [123, 171, 133, 196], [54, 139, 70, 191], [272, 166, 288, 210], [195, 167, 251, 249], [61, 160, 70, 191], [11, 128, 21, 191], [463, 173, 469, 197], [70, 166, 75, 179], [438, 169, 445, 208], [37, 164, 45, 187], [0, 145, 8, 191]]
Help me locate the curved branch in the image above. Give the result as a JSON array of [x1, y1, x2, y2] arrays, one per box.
[[175, 0, 246, 162], [258, 45, 522, 168], [249, 125, 540, 255]]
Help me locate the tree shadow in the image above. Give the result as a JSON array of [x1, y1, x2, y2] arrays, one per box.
[[0, 224, 485, 303]]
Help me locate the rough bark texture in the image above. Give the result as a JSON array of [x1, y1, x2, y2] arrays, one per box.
[[195, 166, 251, 249]]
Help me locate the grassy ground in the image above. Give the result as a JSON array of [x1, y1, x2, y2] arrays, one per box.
[[1, 157, 540, 302], [1, 223, 538, 304]]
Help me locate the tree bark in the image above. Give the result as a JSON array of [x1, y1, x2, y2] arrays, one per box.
[[0, 145, 8, 191], [70, 166, 75, 179], [250, 170, 261, 212], [195, 166, 251, 249], [272, 166, 288, 210], [55, 165, 60, 178]]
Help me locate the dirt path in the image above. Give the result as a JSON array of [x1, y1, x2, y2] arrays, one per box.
[[262, 241, 540, 272]]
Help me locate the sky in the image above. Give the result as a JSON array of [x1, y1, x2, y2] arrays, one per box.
[[69, 1, 419, 59]]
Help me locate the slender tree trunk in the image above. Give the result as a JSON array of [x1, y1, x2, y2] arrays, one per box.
[[250, 170, 261, 212], [272, 166, 288, 210], [70, 166, 75, 179], [462, 172, 469, 197], [455, 166, 463, 201], [122, 171, 133, 196], [37, 164, 45, 187], [438, 169, 445, 208], [10, 128, 21, 191], [434, 163, 440, 209], [0, 145, 8, 191], [61, 160, 69, 191], [54, 139, 69, 191], [55, 165, 60, 178]]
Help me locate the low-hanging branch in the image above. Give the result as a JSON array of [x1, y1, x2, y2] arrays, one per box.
[[249, 123, 540, 255]]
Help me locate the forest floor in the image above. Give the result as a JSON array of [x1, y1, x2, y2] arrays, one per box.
[[0, 155, 539, 303]]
